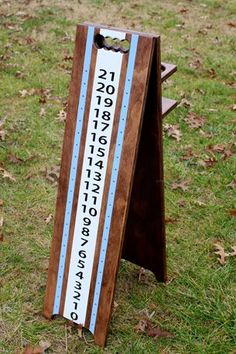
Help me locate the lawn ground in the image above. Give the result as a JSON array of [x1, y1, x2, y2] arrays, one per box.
[[0, 0, 236, 353]]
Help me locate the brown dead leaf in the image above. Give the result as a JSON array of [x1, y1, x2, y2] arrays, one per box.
[[22, 344, 44, 354], [135, 319, 147, 333], [198, 28, 208, 35], [77, 324, 83, 338], [138, 267, 146, 282], [0, 199, 3, 206], [189, 59, 202, 69], [45, 214, 53, 224], [112, 300, 119, 314], [231, 104, 236, 111], [38, 88, 51, 104], [8, 153, 23, 164], [57, 109, 67, 122], [227, 22, 236, 28], [206, 144, 233, 160], [15, 71, 25, 79], [0, 233, 3, 242], [230, 246, 236, 256], [19, 88, 36, 97], [228, 178, 236, 189], [198, 156, 217, 167], [38, 340, 51, 351], [64, 54, 73, 61], [199, 130, 213, 138], [214, 243, 229, 265], [180, 147, 198, 161], [171, 180, 189, 192], [0, 129, 5, 140], [135, 319, 174, 339], [178, 98, 192, 108], [40, 107, 46, 117], [165, 217, 178, 224], [163, 123, 182, 142], [146, 325, 174, 339], [0, 119, 6, 141], [229, 209, 236, 217], [179, 8, 188, 14], [0, 167, 16, 182], [45, 165, 60, 184], [207, 68, 216, 78], [184, 112, 204, 129]]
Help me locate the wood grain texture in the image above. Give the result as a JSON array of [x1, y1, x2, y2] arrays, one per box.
[[122, 37, 167, 282], [93, 35, 155, 347], [43, 25, 88, 319]]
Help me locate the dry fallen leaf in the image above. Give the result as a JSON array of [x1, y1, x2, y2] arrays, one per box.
[[0, 199, 3, 206], [171, 180, 189, 192], [207, 144, 234, 160], [230, 246, 236, 256], [45, 214, 53, 224], [228, 178, 236, 189], [45, 165, 60, 184], [22, 344, 44, 354], [231, 104, 236, 111], [112, 300, 119, 313], [227, 22, 236, 28], [184, 112, 204, 129], [135, 319, 174, 339], [64, 54, 73, 61], [180, 147, 198, 161], [146, 325, 174, 339], [163, 124, 182, 142], [229, 209, 236, 217], [198, 156, 217, 168], [178, 98, 192, 108], [57, 109, 67, 122], [40, 107, 46, 117], [8, 153, 23, 164], [214, 243, 229, 265], [19, 88, 36, 97], [165, 217, 178, 224], [189, 59, 202, 69], [38, 340, 51, 351], [135, 319, 147, 333], [0, 129, 5, 140], [138, 267, 146, 282], [199, 130, 213, 138], [15, 71, 25, 79], [0, 167, 16, 182]]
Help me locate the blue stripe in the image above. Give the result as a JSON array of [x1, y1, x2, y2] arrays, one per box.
[[89, 34, 139, 333], [53, 26, 94, 314]]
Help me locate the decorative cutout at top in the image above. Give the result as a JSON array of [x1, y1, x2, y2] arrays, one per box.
[[94, 34, 130, 53]]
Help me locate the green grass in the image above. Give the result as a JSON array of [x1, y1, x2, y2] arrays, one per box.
[[0, 0, 236, 353]]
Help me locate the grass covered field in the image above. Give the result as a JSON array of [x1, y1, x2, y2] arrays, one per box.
[[0, 0, 236, 353]]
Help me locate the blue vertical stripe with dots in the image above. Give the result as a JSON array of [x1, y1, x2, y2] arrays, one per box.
[[89, 34, 139, 333], [53, 26, 94, 314]]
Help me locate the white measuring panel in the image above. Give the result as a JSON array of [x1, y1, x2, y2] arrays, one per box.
[[63, 29, 125, 325]]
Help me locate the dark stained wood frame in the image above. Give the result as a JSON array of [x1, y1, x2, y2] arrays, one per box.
[[43, 23, 177, 347]]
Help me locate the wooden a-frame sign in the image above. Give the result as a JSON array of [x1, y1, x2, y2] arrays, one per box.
[[44, 23, 177, 347]]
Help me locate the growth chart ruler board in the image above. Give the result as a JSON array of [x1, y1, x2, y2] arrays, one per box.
[[44, 23, 173, 347]]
